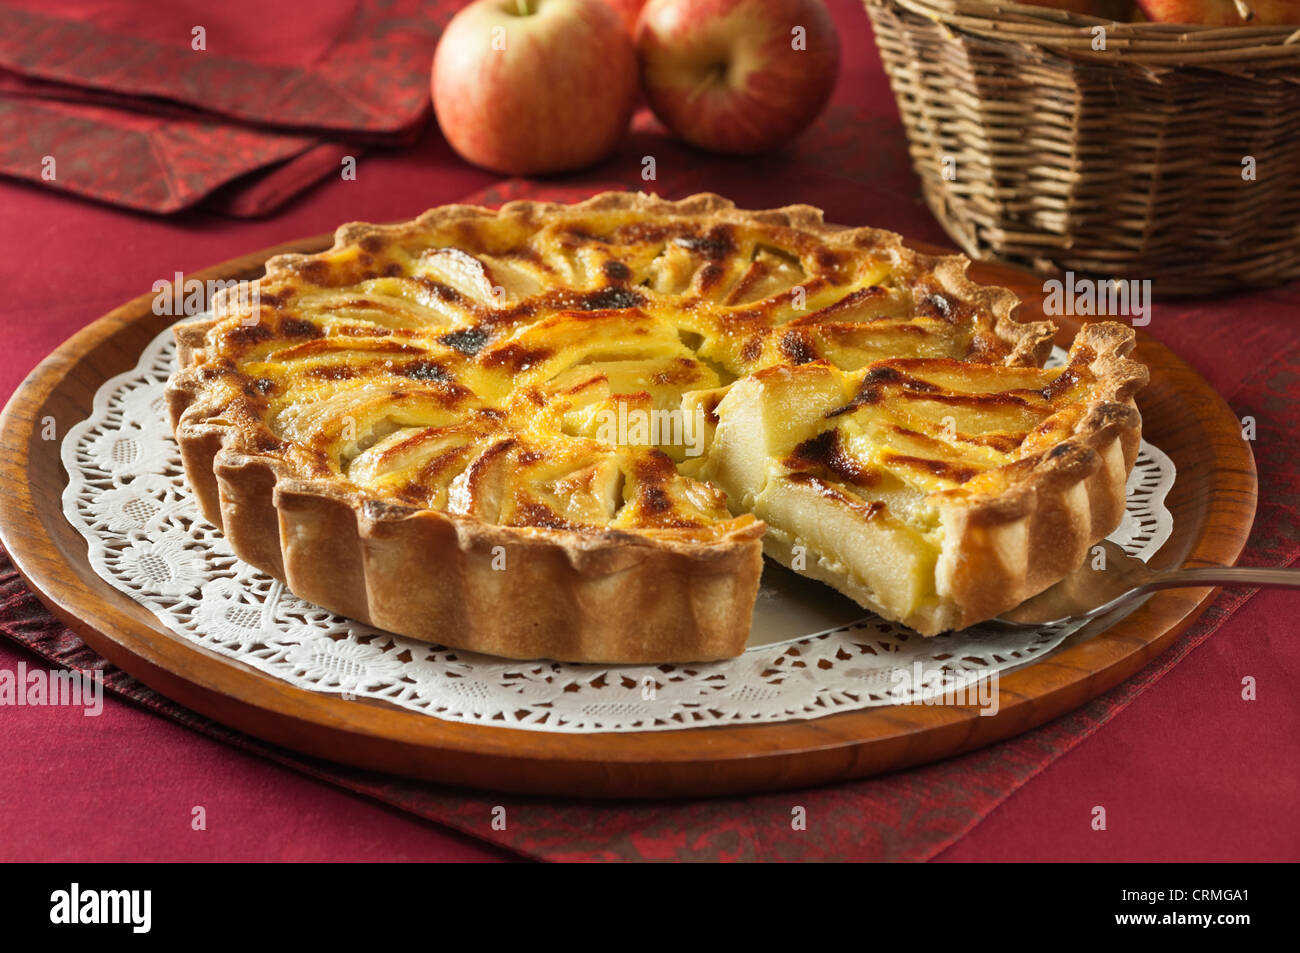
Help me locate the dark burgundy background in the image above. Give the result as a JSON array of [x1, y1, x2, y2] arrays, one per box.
[[0, 0, 1296, 861]]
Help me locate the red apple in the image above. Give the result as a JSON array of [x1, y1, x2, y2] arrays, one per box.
[[432, 0, 639, 176], [636, 0, 841, 155], [601, 0, 649, 32], [1017, 0, 1137, 17], [1136, 0, 1299, 23]]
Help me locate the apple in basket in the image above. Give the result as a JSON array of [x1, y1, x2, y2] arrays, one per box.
[[1137, 0, 1300, 22], [600, 0, 649, 32], [635, 0, 840, 154], [432, 0, 639, 175], [1017, 0, 1138, 17]]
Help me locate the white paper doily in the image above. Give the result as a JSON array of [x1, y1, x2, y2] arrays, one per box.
[[60, 327, 1176, 733]]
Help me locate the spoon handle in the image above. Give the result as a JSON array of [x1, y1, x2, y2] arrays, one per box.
[[1147, 566, 1300, 590]]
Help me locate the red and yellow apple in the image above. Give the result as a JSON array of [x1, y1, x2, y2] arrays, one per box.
[[636, 0, 841, 155], [1136, 0, 1299, 23], [600, 0, 649, 32], [1016, 0, 1137, 17], [432, 0, 639, 176]]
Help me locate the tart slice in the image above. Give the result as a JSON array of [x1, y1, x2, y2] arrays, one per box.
[[167, 191, 1147, 662], [694, 323, 1145, 634]]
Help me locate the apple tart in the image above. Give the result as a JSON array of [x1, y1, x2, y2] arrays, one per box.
[[167, 192, 1147, 662]]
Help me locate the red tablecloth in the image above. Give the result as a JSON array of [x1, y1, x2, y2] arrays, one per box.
[[1, 0, 1297, 862]]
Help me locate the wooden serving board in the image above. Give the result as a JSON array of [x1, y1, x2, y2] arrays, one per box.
[[0, 233, 1257, 798]]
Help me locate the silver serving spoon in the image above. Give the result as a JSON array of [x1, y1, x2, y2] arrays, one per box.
[[993, 539, 1300, 628]]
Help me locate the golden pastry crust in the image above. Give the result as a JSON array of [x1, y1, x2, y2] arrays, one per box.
[[167, 191, 1145, 660]]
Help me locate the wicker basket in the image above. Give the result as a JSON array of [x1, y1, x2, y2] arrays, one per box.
[[864, 0, 1300, 295]]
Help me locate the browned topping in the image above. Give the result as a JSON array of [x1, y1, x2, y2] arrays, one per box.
[[701, 393, 722, 426], [696, 263, 727, 293], [510, 501, 584, 531], [280, 317, 322, 339], [887, 454, 979, 484], [799, 285, 886, 322], [308, 365, 357, 381], [298, 260, 330, 285], [488, 299, 539, 324], [978, 432, 1026, 453], [466, 437, 516, 474], [864, 365, 903, 384], [429, 382, 474, 407], [397, 360, 451, 383], [651, 357, 703, 387], [898, 390, 1033, 411], [920, 292, 953, 320], [414, 277, 467, 305], [418, 445, 473, 480], [483, 343, 551, 373], [500, 244, 543, 265], [227, 324, 273, 347], [633, 449, 678, 484], [559, 225, 607, 245], [641, 486, 672, 513], [275, 339, 426, 359], [813, 246, 849, 275], [779, 330, 818, 365], [786, 429, 876, 487], [1040, 367, 1082, 401], [395, 482, 432, 506], [439, 325, 491, 355], [602, 260, 631, 282], [555, 286, 645, 311], [610, 221, 671, 245], [831, 363, 1035, 418], [827, 365, 900, 415], [453, 219, 485, 247], [197, 362, 235, 382], [964, 332, 1004, 364], [674, 226, 736, 260]]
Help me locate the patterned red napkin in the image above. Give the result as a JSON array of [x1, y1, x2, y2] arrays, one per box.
[[0, 0, 457, 215]]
